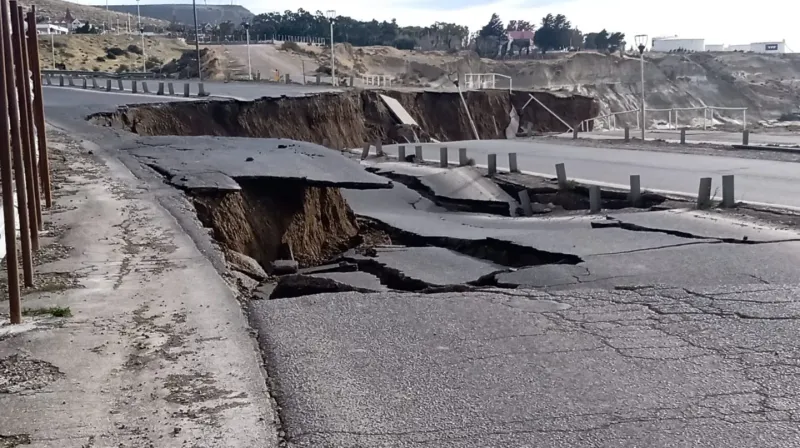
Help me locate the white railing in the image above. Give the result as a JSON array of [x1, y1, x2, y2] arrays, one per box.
[[464, 73, 513, 93], [361, 74, 393, 87], [579, 106, 748, 132]]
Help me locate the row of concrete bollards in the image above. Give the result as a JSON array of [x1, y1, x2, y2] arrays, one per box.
[[48, 74, 209, 97], [391, 145, 738, 213], [615, 126, 752, 146]]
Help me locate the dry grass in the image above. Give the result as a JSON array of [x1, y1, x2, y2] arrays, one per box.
[[38, 34, 189, 73]]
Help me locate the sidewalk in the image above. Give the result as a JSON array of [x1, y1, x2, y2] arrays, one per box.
[[0, 129, 278, 447]]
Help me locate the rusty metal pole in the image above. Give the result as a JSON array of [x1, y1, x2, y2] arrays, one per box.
[[9, 1, 39, 250], [0, 0, 32, 287], [0, 1, 20, 323], [15, 4, 41, 232], [27, 7, 50, 209]]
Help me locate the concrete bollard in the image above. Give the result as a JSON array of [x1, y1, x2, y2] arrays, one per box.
[[722, 174, 735, 208], [118, 79, 124, 91], [349, 76, 354, 87], [198, 83, 207, 97], [322, 138, 330, 147], [142, 81, 150, 93], [518, 190, 533, 217], [67, 77, 74, 87], [184, 83, 191, 97], [157, 82, 165, 95], [82, 78, 88, 89], [697, 177, 712, 209], [439, 147, 448, 167], [573, 128, 579, 140], [458, 148, 468, 166], [91, 78, 98, 89], [361, 142, 371, 160], [629, 175, 641, 206], [168, 82, 175, 95], [398, 145, 406, 161], [680, 128, 687, 145], [106, 79, 112, 91], [45, 75, 51, 86], [624, 126, 630, 142], [488, 154, 497, 177], [131, 80, 138, 93], [742, 130, 750, 146], [415, 145, 423, 162], [556, 163, 568, 189], [285, 74, 291, 84], [508, 153, 519, 173], [374, 139, 384, 156], [589, 186, 602, 213], [59, 75, 64, 86], [316, 74, 321, 85]]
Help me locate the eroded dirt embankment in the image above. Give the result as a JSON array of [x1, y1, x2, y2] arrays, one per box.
[[91, 89, 598, 147], [192, 178, 359, 268]]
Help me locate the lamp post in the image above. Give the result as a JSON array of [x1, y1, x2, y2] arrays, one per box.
[[326, 10, 336, 86], [50, 32, 55, 69], [136, 0, 141, 30], [635, 34, 648, 141], [243, 22, 252, 80], [193, 0, 202, 81]]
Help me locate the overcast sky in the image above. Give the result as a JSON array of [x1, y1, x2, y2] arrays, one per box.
[[80, 0, 798, 50]]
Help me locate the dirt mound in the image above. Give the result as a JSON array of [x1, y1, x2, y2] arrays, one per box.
[[161, 47, 223, 80], [192, 178, 358, 268], [92, 89, 598, 146], [39, 35, 189, 73]]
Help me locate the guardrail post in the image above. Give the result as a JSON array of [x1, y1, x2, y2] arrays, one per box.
[[198, 82, 207, 97], [703, 107, 708, 130], [629, 175, 641, 206], [117, 79, 124, 91], [360, 142, 370, 160], [556, 163, 568, 189], [439, 147, 448, 167], [680, 128, 687, 145], [589, 186, 601, 213], [624, 126, 630, 142], [458, 148, 468, 166], [316, 74, 321, 85], [743, 109, 747, 131], [722, 175, 735, 208], [518, 190, 533, 217], [59, 75, 64, 86], [285, 74, 291, 84], [157, 81, 164, 95], [106, 79, 112, 91], [415, 145, 423, 162], [697, 177, 712, 209], [91, 77, 98, 89], [168, 82, 175, 95], [374, 138, 383, 156], [508, 153, 519, 173], [397, 145, 406, 161], [572, 128, 579, 139], [742, 130, 750, 145], [68, 76, 75, 87], [45, 74, 51, 85], [142, 81, 149, 93], [488, 154, 497, 177], [131, 80, 137, 93], [81, 77, 87, 89], [183, 83, 190, 97]]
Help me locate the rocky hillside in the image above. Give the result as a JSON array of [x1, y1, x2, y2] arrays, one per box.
[[19, 0, 168, 28], [106, 4, 253, 26]]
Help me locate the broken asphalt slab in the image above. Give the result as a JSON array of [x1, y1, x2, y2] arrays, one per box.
[[123, 136, 392, 191]]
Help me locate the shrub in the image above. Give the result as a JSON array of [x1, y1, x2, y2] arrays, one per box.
[[115, 64, 130, 73], [53, 41, 67, 49], [105, 53, 117, 60], [92, 66, 100, 72], [127, 44, 143, 55], [394, 37, 416, 51], [280, 41, 301, 52], [96, 56, 106, 62], [106, 46, 127, 56]]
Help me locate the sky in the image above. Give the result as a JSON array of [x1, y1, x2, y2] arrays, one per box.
[[80, 0, 799, 51]]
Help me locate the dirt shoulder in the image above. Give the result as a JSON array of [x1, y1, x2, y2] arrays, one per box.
[[0, 128, 278, 447]]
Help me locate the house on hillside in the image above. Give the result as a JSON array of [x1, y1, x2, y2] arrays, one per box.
[[36, 23, 69, 35]]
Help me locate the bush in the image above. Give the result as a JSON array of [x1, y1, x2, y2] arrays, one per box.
[[53, 41, 67, 49], [106, 46, 127, 57], [280, 41, 301, 52], [95, 56, 106, 62], [394, 37, 416, 51], [105, 53, 117, 60], [92, 66, 100, 72], [115, 64, 130, 73], [145, 56, 162, 70], [127, 44, 143, 55]]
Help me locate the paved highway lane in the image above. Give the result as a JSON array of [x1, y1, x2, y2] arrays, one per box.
[[381, 140, 800, 208], [570, 129, 800, 147]]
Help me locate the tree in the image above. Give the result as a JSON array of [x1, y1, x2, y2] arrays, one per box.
[[595, 29, 609, 50], [583, 32, 598, 49], [506, 20, 533, 32], [533, 13, 573, 53], [74, 22, 100, 34], [608, 32, 625, 52], [479, 13, 506, 39]]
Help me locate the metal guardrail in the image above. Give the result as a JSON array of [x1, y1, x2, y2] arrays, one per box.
[[580, 106, 748, 133], [42, 69, 160, 79]]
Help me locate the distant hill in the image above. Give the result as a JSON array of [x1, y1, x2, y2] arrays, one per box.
[[106, 4, 254, 26], [18, 0, 168, 28]]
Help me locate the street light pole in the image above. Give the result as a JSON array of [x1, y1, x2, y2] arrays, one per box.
[[50, 32, 55, 69], [243, 22, 251, 80], [635, 34, 648, 141], [193, 0, 202, 81], [140, 27, 146, 72], [136, 0, 141, 30], [326, 10, 335, 86]]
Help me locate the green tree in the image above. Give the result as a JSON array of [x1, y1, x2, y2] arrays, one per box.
[[595, 29, 610, 50], [608, 32, 626, 52], [506, 20, 533, 32], [479, 13, 506, 39]]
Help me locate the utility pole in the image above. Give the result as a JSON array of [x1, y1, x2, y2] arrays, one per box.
[[635, 34, 648, 141], [193, 0, 202, 80], [326, 10, 335, 86], [243, 22, 251, 79]]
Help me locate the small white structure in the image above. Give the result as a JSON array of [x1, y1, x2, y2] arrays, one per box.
[[705, 44, 725, 52], [652, 36, 705, 52], [727, 44, 752, 52], [36, 23, 69, 35]]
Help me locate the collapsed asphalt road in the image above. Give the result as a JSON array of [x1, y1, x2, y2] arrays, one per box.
[[44, 85, 800, 447]]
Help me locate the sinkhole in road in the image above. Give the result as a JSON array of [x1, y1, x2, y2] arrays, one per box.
[[90, 88, 598, 146]]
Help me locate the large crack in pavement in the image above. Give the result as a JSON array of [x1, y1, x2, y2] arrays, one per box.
[[594, 217, 800, 245]]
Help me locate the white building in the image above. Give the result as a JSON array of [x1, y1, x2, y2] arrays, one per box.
[[751, 40, 786, 53], [705, 44, 725, 52], [36, 23, 69, 35], [652, 36, 705, 53]]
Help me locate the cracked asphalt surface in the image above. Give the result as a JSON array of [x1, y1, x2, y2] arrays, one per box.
[[44, 84, 800, 447]]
